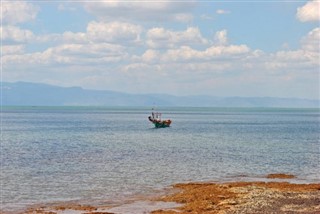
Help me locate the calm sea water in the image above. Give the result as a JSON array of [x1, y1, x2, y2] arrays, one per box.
[[1, 106, 319, 212]]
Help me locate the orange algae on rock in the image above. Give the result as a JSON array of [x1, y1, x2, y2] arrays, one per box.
[[152, 181, 320, 214], [266, 173, 296, 179], [53, 204, 97, 211], [23, 203, 100, 214], [152, 182, 238, 214]]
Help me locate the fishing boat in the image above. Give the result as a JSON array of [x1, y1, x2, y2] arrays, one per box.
[[148, 111, 172, 128]]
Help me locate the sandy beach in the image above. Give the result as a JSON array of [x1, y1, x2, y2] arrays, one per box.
[[8, 174, 319, 214]]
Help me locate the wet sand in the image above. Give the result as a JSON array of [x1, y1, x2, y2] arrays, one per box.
[[4, 174, 320, 214]]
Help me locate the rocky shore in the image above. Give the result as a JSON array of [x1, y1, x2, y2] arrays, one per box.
[[4, 174, 320, 214], [152, 174, 320, 214]]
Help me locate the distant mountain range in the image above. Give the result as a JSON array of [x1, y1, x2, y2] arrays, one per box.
[[1, 82, 319, 108]]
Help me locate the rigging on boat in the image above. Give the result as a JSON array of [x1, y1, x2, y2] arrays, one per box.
[[148, 110, 172, 128]]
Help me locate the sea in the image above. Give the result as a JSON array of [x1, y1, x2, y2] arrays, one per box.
[[1, 106, 319, 212]]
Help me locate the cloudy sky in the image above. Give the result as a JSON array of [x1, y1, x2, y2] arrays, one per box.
[[1, 0, 319, 99]]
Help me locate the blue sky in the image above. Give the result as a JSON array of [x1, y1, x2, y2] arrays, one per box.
[[1, 0, 319, 99]]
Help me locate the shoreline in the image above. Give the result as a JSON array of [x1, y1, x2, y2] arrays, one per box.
[[2, 174, 320, 214], [152, 175, 320, 214]]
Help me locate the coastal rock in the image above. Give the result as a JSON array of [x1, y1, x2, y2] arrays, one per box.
[[266, 173, 296, 179], [152, 180, 320, 214]]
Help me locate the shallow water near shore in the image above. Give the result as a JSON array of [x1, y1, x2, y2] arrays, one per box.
[[1, 106, 319, 212]]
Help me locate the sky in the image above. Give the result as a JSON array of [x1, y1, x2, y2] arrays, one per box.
[[1, 0, 320, 99]]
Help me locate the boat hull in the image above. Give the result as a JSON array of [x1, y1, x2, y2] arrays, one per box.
[[153, 120, 171, 128], [148, 116, 171, 128]]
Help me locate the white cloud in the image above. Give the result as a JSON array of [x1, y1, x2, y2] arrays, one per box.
[[160, 44, 250, 63], [214, 30, 228, 45], [2, 45, 25, 55], [296, 0, 320, 22], [61, 21, 142, 45], [1, 25, 60, 45], [1, 1, 39, 24], [3, 43, 127, 66], [265, 28, 320, 72], [174, 13, 194, 23], [216, 9, 231, 15], [141, 49, 161, 63], [274, 50, 318, 64], [86, 21, 142, 44], [82, 1, 195, 23], [47, 43, 124, 57], [301, 27, 320, 52], [1, 21, 142, 68], [1, 26, 34, 43], [145, 30, 249, 63], [63, 32, 87, 44], [135, 27, 318, 91], [146, 27, 208, 49], [206, 45, 250, 56]]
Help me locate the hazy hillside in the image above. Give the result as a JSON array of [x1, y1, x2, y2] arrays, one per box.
[[2, 82, 319, 108]]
